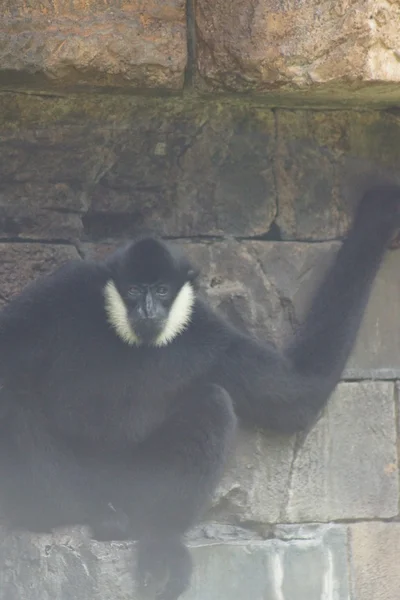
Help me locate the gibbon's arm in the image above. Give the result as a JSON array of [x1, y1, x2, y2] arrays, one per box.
[[212, 187, 400, 434]]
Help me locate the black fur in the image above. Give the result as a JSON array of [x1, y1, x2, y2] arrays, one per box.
[[0, 186, 399, 599]]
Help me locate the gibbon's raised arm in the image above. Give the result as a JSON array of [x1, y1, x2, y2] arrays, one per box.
[[212, 186, 400, 434]]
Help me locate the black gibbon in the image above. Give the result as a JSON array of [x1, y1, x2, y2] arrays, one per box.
[[0, 186, 399, 600]]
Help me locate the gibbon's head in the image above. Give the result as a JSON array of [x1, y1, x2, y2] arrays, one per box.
[[103, 237, 199, 347]]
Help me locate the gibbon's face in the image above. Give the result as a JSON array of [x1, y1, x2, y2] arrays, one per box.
[[103, 238, 197, 347]]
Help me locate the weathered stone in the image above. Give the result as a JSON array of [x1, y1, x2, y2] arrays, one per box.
[[275, 110, 400, 240], [350, 523, 400, 600], [0, 243, 80, 304], [211, 382, 398, 524], [3, 98, 400, 243], [275, 111, 353, 241], [0, 524, 350, 600], [346, 248, 400, 379], [0, 1, 187, 92], [185, 525, 350, 600], [87, 107, 277, 238], [0, 125, 108, 240], [209, 427, 297, 524], [284, 382, 398, 522], [195, 0, 400, 105], [0, 100, 277, 239]]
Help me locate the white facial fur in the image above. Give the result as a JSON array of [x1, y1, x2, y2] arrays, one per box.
[[103, 280, 195, 347]]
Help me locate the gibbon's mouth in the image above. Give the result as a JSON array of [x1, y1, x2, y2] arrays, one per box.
[[131, 318, 166, 345]]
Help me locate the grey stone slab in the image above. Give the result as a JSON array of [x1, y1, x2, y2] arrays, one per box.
[[344, 248, 400, 379], [212, 382, 398, 525], [210, 427, 297, 524], [185, 525, 350, 600], [0, 101, 277, 240], [284, 382, 398, 522], [275, 110, 400, 240], [350, 522, 400, 600], [0, 524, 351, 600], [87, 107, 277, 238], [1, 1, 187, 92]]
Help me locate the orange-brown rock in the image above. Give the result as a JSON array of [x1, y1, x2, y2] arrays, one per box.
[[0, 0, 187, 91], [195, 0, 400, 104]]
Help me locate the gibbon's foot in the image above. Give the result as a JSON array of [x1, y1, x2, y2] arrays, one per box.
[[136, 536, 192, 600]]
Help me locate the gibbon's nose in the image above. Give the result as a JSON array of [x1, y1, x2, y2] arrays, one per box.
[[143, 291, 156, 319]]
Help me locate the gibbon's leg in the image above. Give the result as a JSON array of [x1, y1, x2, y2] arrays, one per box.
[[127, 383, 237, 600]]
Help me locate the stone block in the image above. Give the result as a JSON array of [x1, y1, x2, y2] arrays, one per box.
[[212, 382, 398, 524], [86, 106, 277, 238], [195, 0, 400, 105], [283, 382, 398, 522], [0, 125, 103, 240], [185, 525, 350, 600], [0, 243, 80, 304], [275, 110, 400, 241], [350, 522, 400, 600], [0, 1, 187, 92], [345, 248, 400, 379], [0, 101, 277, 239], [0, 524, 351, 600]]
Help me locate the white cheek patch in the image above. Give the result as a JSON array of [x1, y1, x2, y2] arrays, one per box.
[[103, 279, 195, 348], [153, 281, 195, 347], [103, 280, 141, 346]]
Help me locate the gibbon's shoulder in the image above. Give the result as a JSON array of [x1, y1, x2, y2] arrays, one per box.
[[0, 258, 109, 320]]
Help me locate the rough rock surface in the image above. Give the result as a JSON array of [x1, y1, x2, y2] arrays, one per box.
[[0, 524, 350, 600], [0, 98, 278, 240], [195, 0, 400, 104], [2, 97, 400, 242], [2, 1, 400, 104], [212, 381, 398, 524], [350, 523, 400, 600], [0, 0, 187, 91]]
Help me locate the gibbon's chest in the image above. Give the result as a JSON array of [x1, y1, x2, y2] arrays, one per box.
[[43, 313, 220, 444]]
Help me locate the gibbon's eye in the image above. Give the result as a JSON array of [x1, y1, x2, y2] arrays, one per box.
[[156, 285, 169, 297], [128, 285, 141, 298]]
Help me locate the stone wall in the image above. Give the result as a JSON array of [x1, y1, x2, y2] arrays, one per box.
[[2, 0, 400, 106], [0, 1, 400, 600]]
